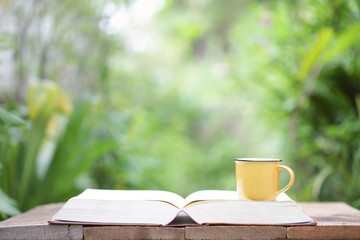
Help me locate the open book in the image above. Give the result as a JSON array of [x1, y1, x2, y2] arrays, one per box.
[[50, 189, 315, 226]]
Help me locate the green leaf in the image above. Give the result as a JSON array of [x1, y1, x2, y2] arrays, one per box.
[[0, 108, 25, 126], [0, 188, 21, 217], [17, 105, 53, 209], [312, 165, 333, 198], [297, 27, 334, 82], [324, 23, 360, 62]]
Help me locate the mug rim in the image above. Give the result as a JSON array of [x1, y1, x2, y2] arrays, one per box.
[[234, 158, 282, 162]]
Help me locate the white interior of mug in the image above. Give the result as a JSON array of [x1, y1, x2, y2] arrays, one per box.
[[234, 158, 282, 162]]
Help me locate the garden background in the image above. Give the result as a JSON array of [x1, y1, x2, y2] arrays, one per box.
[[1, 0, 360, 219]]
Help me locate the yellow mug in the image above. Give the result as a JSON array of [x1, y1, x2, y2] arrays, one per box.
[[235, 158, 295, 201]]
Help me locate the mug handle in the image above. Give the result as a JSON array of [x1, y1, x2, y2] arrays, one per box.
[[276, 165, 295, 196]]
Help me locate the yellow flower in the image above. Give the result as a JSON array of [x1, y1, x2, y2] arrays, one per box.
[[27, 81, 73, 119], [57, 91, 73, 115]]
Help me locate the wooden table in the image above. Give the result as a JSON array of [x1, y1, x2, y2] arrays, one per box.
[[0, 202, 360, 239]]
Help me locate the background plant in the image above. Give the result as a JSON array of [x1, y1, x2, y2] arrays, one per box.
[[0, 82, 117, 219]]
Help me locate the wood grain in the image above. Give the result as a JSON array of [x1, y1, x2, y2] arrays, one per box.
[[84, 226, 184, 240], [0, 225, 82, 240], [288, 202, 360, 239], [185, 225, 286, 240], [0, 203, 82, 240]]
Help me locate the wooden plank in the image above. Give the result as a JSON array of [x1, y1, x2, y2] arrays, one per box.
[[0, 203, 82, 240], [0, 203, 64, 227], [84, 226, 184, 240], [288, 202, 360, 239], [287, 226, 360, 239], [298, 202, 360, 225], [185, 226, 287, 240], [0, 225, 82, 240]]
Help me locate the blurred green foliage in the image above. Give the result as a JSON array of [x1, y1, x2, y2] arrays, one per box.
[[0, 83, 117, 219], [1, 0, 360, 219]]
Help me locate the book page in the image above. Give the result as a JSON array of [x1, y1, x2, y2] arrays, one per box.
[[184, 190, 239, 207], [52, 199, 180, 225], [184, 191, 293, 207], [75, 189, 185, 209], [183, 199, 314, 225]]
